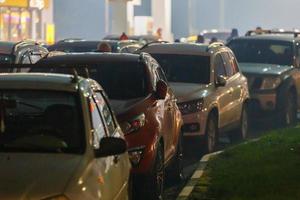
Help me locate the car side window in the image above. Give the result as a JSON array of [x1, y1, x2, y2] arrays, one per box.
[[156, 67, 168, 82], [228, 52, 239, 74], [221, 52, 235, 77], [214, 54, 226, 77], [93, 92, 116, 135], [21, 54, 31, 64], [90, 97, 106, 149]]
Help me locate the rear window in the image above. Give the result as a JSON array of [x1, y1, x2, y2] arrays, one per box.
[[228, 39, 294, 66], [48, 42, 118, 53], [89, 62, 149, 100], [151, 54, 211, 84], [0, 90, 85, 154]]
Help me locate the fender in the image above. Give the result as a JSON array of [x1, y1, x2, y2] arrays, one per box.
[[276, 76, 295, 111]]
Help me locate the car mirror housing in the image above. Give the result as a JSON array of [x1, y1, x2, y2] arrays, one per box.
[[95, 137, 127, 158], [216, 75, 227, 87], [155, 80, 168, 99]]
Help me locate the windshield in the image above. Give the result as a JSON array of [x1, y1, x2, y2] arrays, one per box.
[[0, 90, 84, 154], [228, 39, 294, 66], [151, 54, 211, 84], [89, 62, 148, 100]]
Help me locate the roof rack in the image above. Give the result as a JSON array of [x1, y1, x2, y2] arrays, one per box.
[[245, 30, 300, 37], [13, 40, 39, 52], [139, 40, 169, 50], [207, 42, 225, 49], [0, 64, 90, 83]]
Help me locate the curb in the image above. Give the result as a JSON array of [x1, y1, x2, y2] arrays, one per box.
[[176, 151, 223, 200]]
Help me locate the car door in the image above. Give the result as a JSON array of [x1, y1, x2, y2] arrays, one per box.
[[213, 53, 233, 129], [90, 92, 129, 200], [155, 64, 177, 158], [151, 59, 174, 161], [221, 51, 243, 125]]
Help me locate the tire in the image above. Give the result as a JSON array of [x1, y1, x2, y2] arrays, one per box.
[[229, 105, 248, 142], [204, 114, 218, 153], [279, 91, 297, 127], [141, 142, 165, 200], [167, 131, 184, 181]]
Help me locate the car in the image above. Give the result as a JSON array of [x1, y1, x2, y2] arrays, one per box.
[[37, 53, 184, 200], [138, 42, 250, 152], [0, 40, 48, 67], [227, 30, 300, 126], [47, 39, 142, 53], [103, 34, 159, 44], [0, 66, 131, 200]]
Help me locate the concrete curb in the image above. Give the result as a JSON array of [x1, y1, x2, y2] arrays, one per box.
[[176, 151, 223, 200]]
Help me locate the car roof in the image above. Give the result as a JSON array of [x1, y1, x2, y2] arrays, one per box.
[[235, 34, 298, 42], [139, 43, 215, 56], [39, 53, 142, 65], [0, 73, 81, 92]]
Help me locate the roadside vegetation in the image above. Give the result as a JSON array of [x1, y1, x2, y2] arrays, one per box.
[[189, 126, 300, 200]]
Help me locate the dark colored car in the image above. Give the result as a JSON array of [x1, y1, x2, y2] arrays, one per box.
[[0, 40, 48, 66], [228, 30, 300, 126], [37, 53, 183, 200], [104, 34, 159, 44], [47, 39, 142, 53]]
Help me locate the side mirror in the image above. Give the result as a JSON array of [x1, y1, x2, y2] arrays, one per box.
[[156, 80, 168, 99], [95, 137, 127, 158], [216, 75, 227, 87]]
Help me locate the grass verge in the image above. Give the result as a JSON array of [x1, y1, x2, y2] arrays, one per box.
[[189, 126, 300, 200]]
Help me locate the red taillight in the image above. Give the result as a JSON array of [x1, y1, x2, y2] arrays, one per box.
[[121, 113, 146, 134]]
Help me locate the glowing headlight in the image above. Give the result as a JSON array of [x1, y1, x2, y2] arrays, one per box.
[[43, 195, 69, 200], [260, 77, 281, 90]]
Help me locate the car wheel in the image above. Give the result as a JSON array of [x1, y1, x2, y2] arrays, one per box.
[[204, 114, 218, 153], [280, 91, 297, 127], [167, 131, 184, 181], [142, 142, 164, 200], [229, 105, 248, 142]]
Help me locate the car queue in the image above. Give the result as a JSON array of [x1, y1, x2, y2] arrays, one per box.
[[0, 29, 298, 200]]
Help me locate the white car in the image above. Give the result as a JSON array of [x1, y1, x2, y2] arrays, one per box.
[[0, 71, 131, 200]]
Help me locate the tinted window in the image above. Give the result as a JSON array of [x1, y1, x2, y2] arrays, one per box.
[[48, 42, 119, 53], [94, 92, 115, 135], [0, 90, 84, 154], [89, 62, 148, 100], [221, 52, 234, 77], [0, 54, 13, 64], [214, 54, 226, 77], [228, 39, 294, 65], [90, 97, 106, 149], [151, 54, 211, 84]]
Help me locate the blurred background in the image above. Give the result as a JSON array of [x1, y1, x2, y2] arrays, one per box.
[[1, 0, 300, 44]]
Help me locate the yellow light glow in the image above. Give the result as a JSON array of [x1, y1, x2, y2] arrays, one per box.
[[46, 23, 55, 45]]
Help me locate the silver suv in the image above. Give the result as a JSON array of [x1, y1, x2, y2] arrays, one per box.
[[138, 43, 250, 152]]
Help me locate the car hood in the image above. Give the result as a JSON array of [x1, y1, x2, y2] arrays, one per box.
[[0, 153, 82, 199], [110, 97, 146, 115], [239, 63, 293, 76], [169, 82, 210, 102]]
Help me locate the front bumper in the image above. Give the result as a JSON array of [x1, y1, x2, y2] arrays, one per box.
[[248, 90, 279, 119], [181, 111, 207, 137]]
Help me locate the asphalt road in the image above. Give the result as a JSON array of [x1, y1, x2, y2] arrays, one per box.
[[164, 119, 277, 200]]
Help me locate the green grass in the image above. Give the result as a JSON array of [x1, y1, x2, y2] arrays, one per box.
[[189, 127, 300, 200]]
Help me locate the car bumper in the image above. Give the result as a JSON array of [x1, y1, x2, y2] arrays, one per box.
[[181, 111, 207, 137], [248, 90, 279, 119]]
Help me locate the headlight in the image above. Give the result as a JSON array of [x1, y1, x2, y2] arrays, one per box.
[[260, 77, 281, 90], [120, 113, 146, 134], [177, 99, 204, 115], [43, 195, 69, 200]]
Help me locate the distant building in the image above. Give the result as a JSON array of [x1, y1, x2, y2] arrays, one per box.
[[0, 0, 54, 43]]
